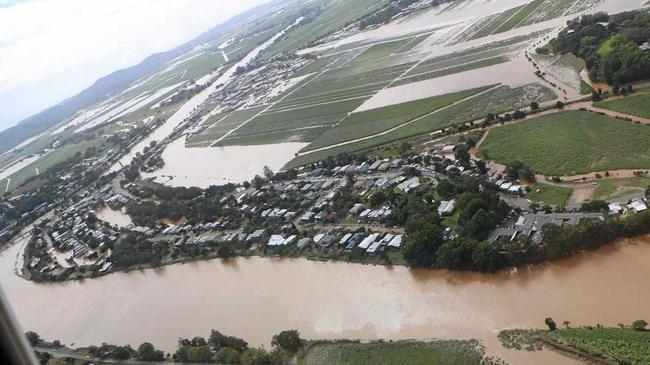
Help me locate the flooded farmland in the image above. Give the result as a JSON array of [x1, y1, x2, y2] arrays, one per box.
[[2, 234, 650, 364], [141, 137, 306, 188]]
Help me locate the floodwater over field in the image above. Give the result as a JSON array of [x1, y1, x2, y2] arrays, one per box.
[[95, 206, 133, 228], [108, 20, 301, 173], [0, 154, 42, 181], [2, 235, 650, 364], [141, 138, 306, 188], [356, 56, 545, 112]]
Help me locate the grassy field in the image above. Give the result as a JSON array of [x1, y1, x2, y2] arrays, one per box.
[[493, 0, 546, 34], [287, 83, 555, 168], [262, 0, 391, 58], [213, 60, 419, 146], [297, 340, 495, 365], [549, 328, 650, 365], [595, 93, 650, 119], [480, 110, 650, 176], [395, 34, 430, 53], [594, 177, 650, 201], [519, 0, 588, 27], [5, 138, 110, 192], [402, 38, 527, 80], [527, 183, 573, 207], [470, 6, 525, 39], [303, 86, 494, 151], [597, 35, 617, 56], [351, 40, 410, 63]]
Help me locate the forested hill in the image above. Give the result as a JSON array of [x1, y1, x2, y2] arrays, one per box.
[[552, 10, 650, 85], [0, 0, 282, 155]]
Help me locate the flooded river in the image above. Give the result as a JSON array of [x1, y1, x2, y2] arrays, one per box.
[[1, 235, 650, 364], [141, 138, 306, 188]]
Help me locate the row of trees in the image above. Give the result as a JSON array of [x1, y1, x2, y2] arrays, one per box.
[[28, 329, 302, 364]]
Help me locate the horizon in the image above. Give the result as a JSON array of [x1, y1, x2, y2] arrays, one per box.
[[0, 0, 270, 133]]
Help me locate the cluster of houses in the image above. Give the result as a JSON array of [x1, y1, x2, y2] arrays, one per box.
[[608, 198, 648, 215], [488, 212, 604, 244], [49, 203, 118, 258], [486, 173, 524, 195], [204, 57, 308, 112], [257, 229, 403, 254]]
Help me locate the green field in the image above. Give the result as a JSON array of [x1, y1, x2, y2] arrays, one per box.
[[297, 340, 496, 365], [597, 35, 618, 56], [394, 34, 430, 53], [480, 110, 650, 176], [596, 93, 650, 119], [470, 6, 525, 39], [287, 83, 555, 168], [549, 328, 650, 365], [352, 40, 409, 63], [262, 0, 391, 58], [493, 0, 546, 34], [527, 183, 573, 207], [594, 177, 650, 201], [5, 138, 110, 192], [213, 61, 419, 146], [303, 86, 494, 151], [519, 0, 588, 27], [402, 37, 527, 80]]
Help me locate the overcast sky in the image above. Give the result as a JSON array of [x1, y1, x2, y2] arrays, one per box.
[[0, 0, 269, 132]]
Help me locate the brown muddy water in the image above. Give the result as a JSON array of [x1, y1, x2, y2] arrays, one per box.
[[1, 234, 649, 364], [141, 138, 307, 188]]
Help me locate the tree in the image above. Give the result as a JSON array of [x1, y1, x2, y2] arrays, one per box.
[[263, 166, 275, 180], [632, 319, 648, 331], [25, 331, 41, 346], [563, 321, 571, 329], [138, 342, 165, 361], [402, 214, 444, 267], [241, 347, 273, 365], [209, 330, 248, 353], [530, 101, 540, 110], [437, 179, 455, 199], [555, 101, 564, 109], [545, 317, 557, 331], [370, 191, 386, 208], [271, 330, 302, 353], [454, 146, 471, 166], [186, 346, 214, 363], [215, 347, 241, 364], [112, 345, 134, 360]]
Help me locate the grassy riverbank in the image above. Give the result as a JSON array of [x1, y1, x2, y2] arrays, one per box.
[[297, 339, 505, 365]]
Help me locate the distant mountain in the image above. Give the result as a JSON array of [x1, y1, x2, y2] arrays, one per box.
[[0, 0, 282, 155]]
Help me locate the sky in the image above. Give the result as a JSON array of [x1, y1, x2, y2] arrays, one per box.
[[0, 0, 270, 132]]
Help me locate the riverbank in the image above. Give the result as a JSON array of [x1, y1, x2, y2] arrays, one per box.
[[4, 233, 650, 364]]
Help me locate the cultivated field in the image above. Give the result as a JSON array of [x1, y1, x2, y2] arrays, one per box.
[[303, 86, 494, 151], [549, 328, 650, 365], [595, 93, 650, 119], [3, 138, 111, 192], [297, 340, 492, 365], [480, 110, 650, 176], [287, 83, 555, 168]]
